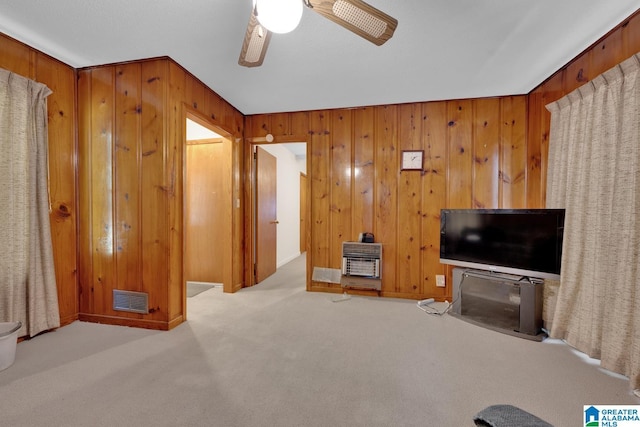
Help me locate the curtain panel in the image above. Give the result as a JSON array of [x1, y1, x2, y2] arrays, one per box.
[[0, 69, 60, 337], [546, 53, 640, 392]]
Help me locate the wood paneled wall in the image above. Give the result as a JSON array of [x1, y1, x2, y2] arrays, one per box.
[[245, 8, 640, 302], [527, 9, 640, 206], [77, 58, 244, 329], [0, 34, 78, 327], [246, 97, 529, 300], [1, 6, 637, 329]]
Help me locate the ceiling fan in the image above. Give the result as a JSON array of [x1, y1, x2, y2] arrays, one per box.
[[238, 0, 398, 67]]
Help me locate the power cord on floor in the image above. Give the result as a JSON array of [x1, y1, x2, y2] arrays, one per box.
[[331, 292, 351, 303], [416, 298, 452, 316]]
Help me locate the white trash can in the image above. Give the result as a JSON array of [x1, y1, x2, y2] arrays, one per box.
[[0, 321, 21, 371]]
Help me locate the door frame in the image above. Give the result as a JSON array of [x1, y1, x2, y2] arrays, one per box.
[[299, 172, 308, 254], [182, 108, 234, 313], [244, 136, 309, 287]]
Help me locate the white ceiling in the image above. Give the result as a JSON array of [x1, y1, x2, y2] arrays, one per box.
[[0, 1, 637, 115]]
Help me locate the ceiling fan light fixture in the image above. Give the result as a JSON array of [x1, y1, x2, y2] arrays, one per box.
[[255, 0, 303, 34], [239, 0, 398, 68]]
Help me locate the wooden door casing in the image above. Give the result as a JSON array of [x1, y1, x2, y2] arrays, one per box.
[[300, 172, 308, 253]]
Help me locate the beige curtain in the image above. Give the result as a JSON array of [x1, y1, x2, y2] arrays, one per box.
[[0, 69, 60, 337], [546, 53, 640, 392]]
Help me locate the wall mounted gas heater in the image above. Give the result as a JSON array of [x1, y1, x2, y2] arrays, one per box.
[[341, 242, 382, 291]]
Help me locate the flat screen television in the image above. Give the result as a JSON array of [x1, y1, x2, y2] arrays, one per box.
[[440, 209, 565, 280]]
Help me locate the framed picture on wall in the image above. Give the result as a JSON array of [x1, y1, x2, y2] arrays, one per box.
[[401, 150, 424, 171]]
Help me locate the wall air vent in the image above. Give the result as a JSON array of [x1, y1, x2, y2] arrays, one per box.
[[113, 290, 149, 314]]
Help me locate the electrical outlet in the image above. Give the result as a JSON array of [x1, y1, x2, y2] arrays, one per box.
[[436, 275, 446, 287]]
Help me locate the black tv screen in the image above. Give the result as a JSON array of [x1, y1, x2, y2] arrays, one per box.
[[440, 209, 565, 279]]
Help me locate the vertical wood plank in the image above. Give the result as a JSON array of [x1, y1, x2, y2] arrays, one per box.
[[309, 111, 331, 286], [526, 88, 544, 208], [352, 108, 374, 235], [89, 67, 115, 315], [0, 34, 34, 78], [204, 91, 231, 132], [622, 12, 640, 59], [447, 100, 473, 209], [35, 53, 78, 323], [472, 98, 500, 209], [77, 70, 93, 314], [330, 110, 352, 269], [564, 49, 592, 90], [185, 76, 205, 113], [592, 27, 625, 75], [219, 134, 234, 295], [141, 60, 168, 320], [289, 111, 310, 137], [271, 113, 290, 136], [167, 61, 184, 322], [114, 63, 142, 298], [233, 108, 244, 136], [246, 114, 271, 137], [222, 96, 239, 135], [422, 102, 448, 298], [499, 96, 527, 208], [232, 130, 244, 291], [396, 103, 422, 294], [374, 105, 397, 293]]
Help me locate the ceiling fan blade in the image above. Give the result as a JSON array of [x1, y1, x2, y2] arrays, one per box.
[[306, 0, 397, 46], [238, 10, 272, 67]]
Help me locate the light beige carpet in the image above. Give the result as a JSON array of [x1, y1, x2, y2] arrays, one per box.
[[0, 254, 637, 426]]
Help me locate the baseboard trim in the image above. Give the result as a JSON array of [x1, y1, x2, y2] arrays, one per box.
[[78, 313, 172, 331]]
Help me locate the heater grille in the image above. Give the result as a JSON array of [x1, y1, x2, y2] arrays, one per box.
[[342, 242, 382, 259], [113, 290, 149, 314], [343, 257, 380, 277], [341, 242, 382, 278]]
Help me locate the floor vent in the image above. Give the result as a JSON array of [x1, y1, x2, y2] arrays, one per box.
[[113, 290, 149, 314], [312, 267, 342, 284]]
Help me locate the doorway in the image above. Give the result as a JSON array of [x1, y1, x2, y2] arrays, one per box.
[[184, 113, 233, 313], [251, 142, 308, 285]]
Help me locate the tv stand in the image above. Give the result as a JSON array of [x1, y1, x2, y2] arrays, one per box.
[[451, 268, 545, 341]]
